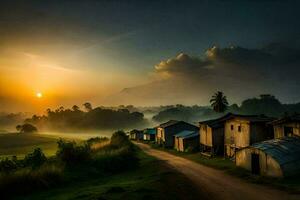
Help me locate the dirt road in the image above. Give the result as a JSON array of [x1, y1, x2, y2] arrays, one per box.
[[135, 142, 299, 200]]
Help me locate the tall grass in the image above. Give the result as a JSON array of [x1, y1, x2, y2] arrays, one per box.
[[0, 131, 139, 198], [0, 164, 64, 198]]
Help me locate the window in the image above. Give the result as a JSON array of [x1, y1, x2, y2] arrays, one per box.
[[238, 125, 241, 132], [231, 125, 234, 130]]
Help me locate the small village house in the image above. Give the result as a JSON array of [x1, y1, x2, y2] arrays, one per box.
[[269, 114, 300, 139], [224, 114, 273, 158], [156, 120, 198, 147], [143, 128, 156, 141], [129, 129, 143, 141], [174, 130, 199, 152], [199, 113, 232, 156], [236, 137, 300, 177]]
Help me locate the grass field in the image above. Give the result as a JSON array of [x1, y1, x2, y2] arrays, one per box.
[[17, 150, 203, 200], [0, 133, 61, 158]]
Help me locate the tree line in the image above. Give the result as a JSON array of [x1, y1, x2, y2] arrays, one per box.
[[25, 103, 147, 131]]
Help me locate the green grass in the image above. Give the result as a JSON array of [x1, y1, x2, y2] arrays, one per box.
[[17, 150, 203, 200], [0, 133, 59, 158], [149, 143, 300, 193]]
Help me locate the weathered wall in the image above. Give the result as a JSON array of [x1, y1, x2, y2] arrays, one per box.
[[199, 124, 212, 147], [236, 148, 283, 178], [250, 123, 272, 143], [164, 122, 198, 147], [156, 127, 165, 144], [274, 122, 300, 138], [177, 136, 199, 152], [225, 118, 250, 157]]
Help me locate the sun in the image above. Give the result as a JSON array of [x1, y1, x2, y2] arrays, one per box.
[[36, 92, 43, 98]]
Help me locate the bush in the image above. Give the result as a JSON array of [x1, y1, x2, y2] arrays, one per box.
[[110, 130, 131, 147], [87, 137, 109, 145], [0, 157, 18, 173], [24, 148, 47, 169], [93, 145, 139, 172], [185, 146, 199, 153], [56, 139, 91, 164], [0, 164, 64, 197]]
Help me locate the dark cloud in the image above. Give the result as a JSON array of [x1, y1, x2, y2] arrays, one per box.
[[107, 43, 300, 106], [155, 43, 300, 80]]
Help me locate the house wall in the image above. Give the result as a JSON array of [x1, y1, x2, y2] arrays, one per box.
[[212, 127, 224, 154], [163, 123, 198, 147], [199, 124, 212, 147], [225, 118, 250, 157], [199, 124, 224, 155], [174, 136, 180, 150], [236, 148, 283, 178], [250, 123, 272, 144], [176, 136, 199, 152], [156, 127, 165, 144], [274, 122, 300, 138], [178, 138, 184, 152]]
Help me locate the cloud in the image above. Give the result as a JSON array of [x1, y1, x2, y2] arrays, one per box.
[[155, 43, 300, 81], [106, 43, 300, 106]]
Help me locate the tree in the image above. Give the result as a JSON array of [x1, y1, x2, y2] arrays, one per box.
[[72, 105, 80, 111], [83, 102, 92, 112], [16, 123, 38, 133], [210, 91, 229, 113]]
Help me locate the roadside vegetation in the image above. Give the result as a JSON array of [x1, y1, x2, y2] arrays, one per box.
[[0, 131, 203, 200], [149, 142, 300, 193]]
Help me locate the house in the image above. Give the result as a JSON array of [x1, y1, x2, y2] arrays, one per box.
[[129, 129, 143, 141], [224, 114, 273, 158], [174, 130, 199, 152], [156, 120, 198, 147], [269, 114, 300, 139], [236, 137, 300, 177], [199, 113, 232, 156], [143, 128, 156, 141]]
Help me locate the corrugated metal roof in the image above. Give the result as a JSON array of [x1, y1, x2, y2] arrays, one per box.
[[182, 132, 199, 139], [199, 113, 274, 128], [159, 120, 180, 128], [268, 114, 300, 125], [143, 128, 156, 135], [174, 130, 198, 139], [251, 137, 300, 176]]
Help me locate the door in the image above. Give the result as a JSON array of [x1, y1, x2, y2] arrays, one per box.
[[251, 154, 260, 175], [284, 126, 293, 137]]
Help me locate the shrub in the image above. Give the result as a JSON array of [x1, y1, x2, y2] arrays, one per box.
[[24, 148, 47, 169], [87, 137, 109, 145], [0, 157, 18, 173], [56, 139, 91, 164], [0, 164, 64, 197], [93, 145, 139, 172], [110, 130, 131, 147], [185, 146, 199, 153]]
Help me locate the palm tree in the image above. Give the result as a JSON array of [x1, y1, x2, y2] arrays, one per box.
[[210, 91, 228, 113]]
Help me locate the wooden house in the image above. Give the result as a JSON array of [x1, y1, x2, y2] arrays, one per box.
[[269, 114, 300, 139], [236, 137, 300, 177], [156, 120, 198, 147], [199, 113, 231, 156], [174, 130, 199, 152], [143, 128, 156, 141], [224, 114, 273, 158], [129, 129, 143, 141]]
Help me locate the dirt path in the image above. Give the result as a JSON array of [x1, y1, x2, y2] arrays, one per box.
[[135, 142, 300, 200]]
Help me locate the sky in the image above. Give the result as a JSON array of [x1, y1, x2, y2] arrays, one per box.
[[0, 0, 300, 113]]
